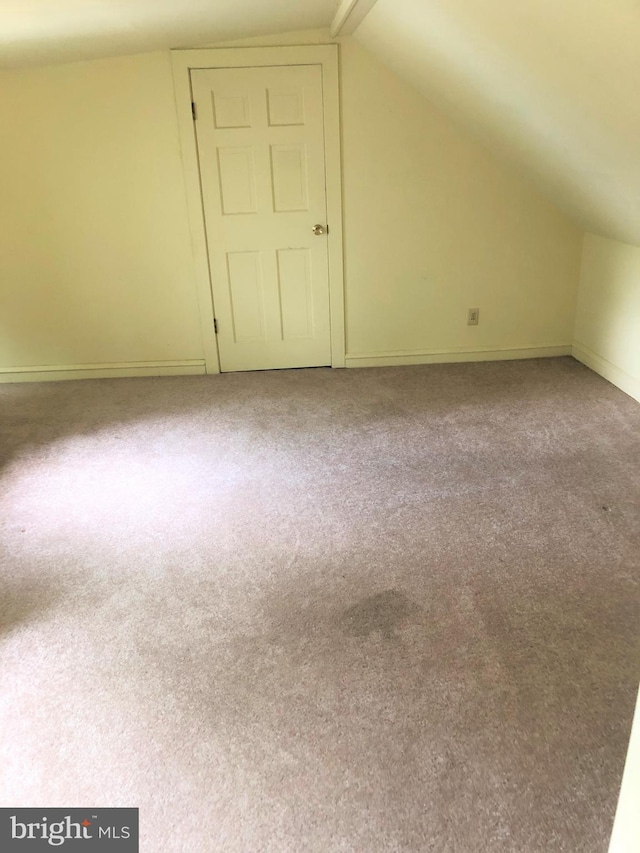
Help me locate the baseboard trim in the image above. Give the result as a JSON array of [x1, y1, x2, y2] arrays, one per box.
[[0, 360, 207, 384], [572, 341, 640, 403], [345, 344, 572, 368]]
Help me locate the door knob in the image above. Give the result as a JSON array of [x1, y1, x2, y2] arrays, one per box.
[[312, 224, 327, 236]]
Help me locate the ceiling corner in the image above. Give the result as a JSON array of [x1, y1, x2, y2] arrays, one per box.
[[330, 0, 379, 37]]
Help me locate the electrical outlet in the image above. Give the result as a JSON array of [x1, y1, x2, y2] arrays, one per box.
[[467, 308, 479, 325]]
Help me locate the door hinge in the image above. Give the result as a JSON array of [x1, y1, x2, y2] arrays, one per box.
[[191, 102, 197, 121], [213, 318, 218, 334]]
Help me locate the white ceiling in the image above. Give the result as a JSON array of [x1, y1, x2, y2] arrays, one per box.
[[0, 0, 340, 68], [3, 0, 639, 245], [355, 0, 640, 245]]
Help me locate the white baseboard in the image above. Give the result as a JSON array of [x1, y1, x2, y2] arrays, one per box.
[[0, 359, 207, 384], [572, 341, 640, 404], [345, 344, 572, 368]]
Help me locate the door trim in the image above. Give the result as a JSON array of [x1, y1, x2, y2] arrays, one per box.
[[171, 45, 346, 373]]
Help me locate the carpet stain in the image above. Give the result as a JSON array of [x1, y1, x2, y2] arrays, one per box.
[[1, 360, 639, 852], [339, 590, 422, 640]]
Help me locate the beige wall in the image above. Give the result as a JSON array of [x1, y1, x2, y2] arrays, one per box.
[[0, 33, 584, 380], [0, 51, 204, 380], [339, 38, 582, 364], [573, 235, 640, 403]]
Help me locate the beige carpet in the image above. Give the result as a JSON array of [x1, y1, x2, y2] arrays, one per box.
[[1, 357, 639, 852]]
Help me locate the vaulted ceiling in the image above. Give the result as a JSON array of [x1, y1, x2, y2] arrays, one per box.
[[355, 0, 640, 245], [0, 0, 340, 67], [2, 0, 639, 246]]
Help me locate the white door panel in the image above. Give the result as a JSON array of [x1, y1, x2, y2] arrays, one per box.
[[192, 65, 331, 372]]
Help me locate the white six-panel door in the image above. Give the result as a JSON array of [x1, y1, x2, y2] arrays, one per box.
[[191, 65, 331, 372]]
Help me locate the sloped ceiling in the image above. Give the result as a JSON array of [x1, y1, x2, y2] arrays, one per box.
[[355, 0, 640, 246], [0, 0, 339, 68], [2, 0, 639, 245]]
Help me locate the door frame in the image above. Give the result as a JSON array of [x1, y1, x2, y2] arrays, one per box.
[[171, 45, 346, 374]]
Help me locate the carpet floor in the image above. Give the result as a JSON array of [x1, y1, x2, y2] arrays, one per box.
[[1, 357, 639, 852]]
